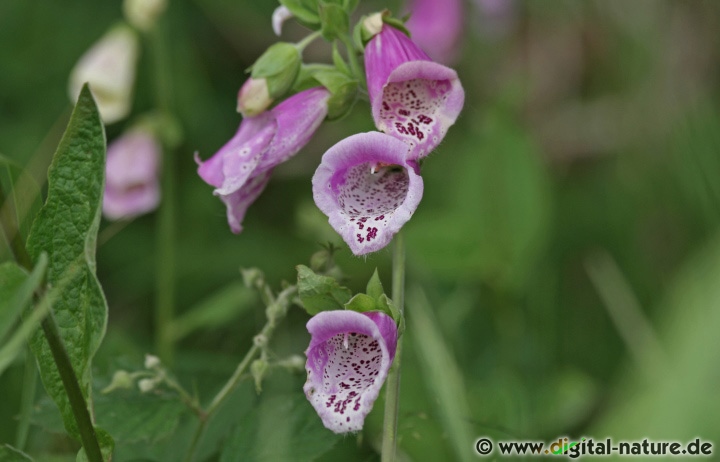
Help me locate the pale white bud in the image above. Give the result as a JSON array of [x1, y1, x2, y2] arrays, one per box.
[[138, 378, 157, 393], [123, 0, 168, 31], [69, 24, 139, 124], [144, 354, 161, 369], [272, 6, 293, 36], [363, 13, 384, 36]]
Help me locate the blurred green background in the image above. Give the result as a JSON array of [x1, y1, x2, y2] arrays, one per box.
[[2, 0, 720, 460]]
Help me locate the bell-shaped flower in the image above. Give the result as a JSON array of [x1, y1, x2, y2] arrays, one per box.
[[364, 20, 464, 159], [405, 0, 464, 65], [69, 24, 139, 124], [312, 132, 423, 255], [197, 87, 330, 233], [304, 310, 398, 434], [103, 129, 161, 220]]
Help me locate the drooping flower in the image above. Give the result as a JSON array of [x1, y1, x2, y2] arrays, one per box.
[[103, 129, 161, 220], [304, 310, 398, 433], [312, 132, 424, 255], [197, 87, 330, 233], [405, 0, 464, 65], [364, 19, 465, 159], [69, 24, 139, 124]]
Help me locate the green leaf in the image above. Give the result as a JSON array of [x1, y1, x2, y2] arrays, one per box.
[[169, 282, 257, 342], [344, 293, 376, 313], [0, 154, 42, 260], [0, 445, 33, 461], [0, 253, 47, 341], [25, 84, 109, 440], [220, 392, 339, 462], [331, 43, 351, 76], [408, 287, 475, 462], [279, 0, 320, 26], [296, 265, 352, 315], [318, 2, 349, 41], [366, 268, 384, 302]]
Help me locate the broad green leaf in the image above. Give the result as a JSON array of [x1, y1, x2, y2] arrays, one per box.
[[365, 268, 384, 302], [220, 392, 339, 462], [169, 282, 257, 342], [343, 293, 376, 313], [408, 287, 475, 462], [25, 85, 109, 441], [0, 445, 33, 461], [0, 153, 42, 259], [296, 265, 352, 315], [0, 253, 47, 341]]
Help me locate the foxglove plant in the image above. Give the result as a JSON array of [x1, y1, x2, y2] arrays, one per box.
[[304, 310, 398, 433], [197, 87, 330, 233]]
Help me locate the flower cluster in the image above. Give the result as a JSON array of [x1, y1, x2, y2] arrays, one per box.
[[313, 17, 464, 255]]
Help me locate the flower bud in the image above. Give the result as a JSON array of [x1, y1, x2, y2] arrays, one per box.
[[237, 43, 301, 116], [272, 6, 293, 36], [102, 370, 134, 393], [69, 24, 139, 124], [144, 354, 161, 369], [123, 0, 167, 32], [251, 359, 268, 393], [138, 377, 158, 393]]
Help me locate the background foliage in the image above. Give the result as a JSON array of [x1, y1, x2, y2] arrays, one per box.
[[1, 0, 720, 460]]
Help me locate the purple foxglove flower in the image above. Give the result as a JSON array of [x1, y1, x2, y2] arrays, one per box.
[[103, 129, 161, 220], [304, 310, 398, 433], [312, 132, 423, 255], [406, 0, 464, 65], [197, 87, 330, 233], [364, 22, 464, 159], [69, 24, 139, 124]]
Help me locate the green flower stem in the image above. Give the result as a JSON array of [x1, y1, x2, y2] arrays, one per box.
[[381, 232, 406, 462], [296, 30, 322, 52], [150, 19, 178, 365], [340, 34, 366, 88], [1, 187, 104, 462], [184, 320, 274, 462]]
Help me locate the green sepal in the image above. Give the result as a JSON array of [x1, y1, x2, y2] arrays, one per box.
[[382, 15, 410, 37], [250, 42, 301, 99], [318, 1, 349, 41], [344, 293, 377, 313], [365, 268, 384, 302], [311, 69, 358, 120], [378, 293, 401, 325], [279, 0, 321, 27], [296, 265, 352, 315]]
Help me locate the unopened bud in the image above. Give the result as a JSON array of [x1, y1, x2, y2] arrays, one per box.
[[237, 42, 301, 117], [363, 13, 384, 36], [241, 267, 265, 289], [236, 78, 271, 116], [280, 355, 306, 373], [138, 377, 158, 393], [253, 333, 268, 348], [144, 354, 161, 369], [102, 370, 134, 393], [251, 359, 268, 394]]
